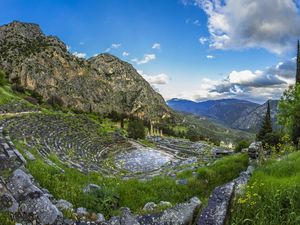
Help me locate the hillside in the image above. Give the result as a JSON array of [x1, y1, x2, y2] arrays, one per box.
[[0, 21, 172, 121], [168, 98, 279, 132]]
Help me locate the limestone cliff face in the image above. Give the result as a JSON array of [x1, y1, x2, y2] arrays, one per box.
[[0, 21, 172, 120]]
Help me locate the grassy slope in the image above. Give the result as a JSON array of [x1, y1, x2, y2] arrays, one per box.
[[230, 151, 300, 225]]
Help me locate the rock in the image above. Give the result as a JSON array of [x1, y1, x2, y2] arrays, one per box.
[[108, 208, 140, 225], [0, 192, 19, 213], [176, 179, 188, 185], [143, 202, 157, 211], [119, 208, 140, 225], [83, 183, 101, 193], [7, 169, 42, 200], [158, 201, 172, 208], [137, 197, 201, 225], [19, 195, 61, 225], [76, 207, 88, 217], [56, 199, 73, 211], [248, 141, 263, 159], [24, 150, 36, 161], [96, 213, 105, 222], [197, 182, 235, 225]]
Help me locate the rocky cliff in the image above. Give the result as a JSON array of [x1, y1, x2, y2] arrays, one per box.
[[0, 21, 172, 120]]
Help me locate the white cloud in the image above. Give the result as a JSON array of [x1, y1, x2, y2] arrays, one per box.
[[193, 20, 200, 26], [105, 43, 122, 52], [152, 43, 161, 50], [206, 55, 214, 59], [162, 57, 296, 103], [199, 37, 208, 45], [122, 51, 129, 56], [138, 70, 169, 85], [193, 0, 300, 54], [79, 41, 85, 45], [132, 54, 156, 64], [66, 45, 71, 51], [73, 52, 86, 58]]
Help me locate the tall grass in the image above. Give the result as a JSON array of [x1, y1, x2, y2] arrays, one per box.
[[230, 151, 300, 225]]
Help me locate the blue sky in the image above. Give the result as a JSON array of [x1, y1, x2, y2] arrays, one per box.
[[1, 0, 300, 103]]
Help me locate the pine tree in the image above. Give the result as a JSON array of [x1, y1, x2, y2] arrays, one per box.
[[257, 100, 273, 141], [296, 40, 300, 84]]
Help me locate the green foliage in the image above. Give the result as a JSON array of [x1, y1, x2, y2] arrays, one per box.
[[186, 127, 202, 142], [127, 119, 145, 139], [235, 140, 251, 153], [230, 151, 300, 225], [0, 213, 15, 225], [257, 100, 273, 143], [278, 84, 300, 145], [0, 70, 7, 86]]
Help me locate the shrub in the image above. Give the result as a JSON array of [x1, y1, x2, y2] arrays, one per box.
[[127, 119, 145, 139], [235, 140, 250, 152], [0, 70, 7, 86], [47, 95, 64, 108]]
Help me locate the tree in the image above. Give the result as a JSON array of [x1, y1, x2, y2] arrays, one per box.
[[186, 127, 201, 142], [278, 84, 300, 145], [127, 119, 145, 139], [296, 40, 300, 84], [257, 100, 273, 142]]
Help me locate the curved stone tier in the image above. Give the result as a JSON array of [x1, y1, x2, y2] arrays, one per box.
[[0, 114, 130, 173]]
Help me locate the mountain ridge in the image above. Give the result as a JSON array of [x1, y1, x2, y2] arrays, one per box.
[[0, 21, 173, 120]]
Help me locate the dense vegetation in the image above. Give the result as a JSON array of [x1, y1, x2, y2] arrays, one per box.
[[231, 151, 300, 225]]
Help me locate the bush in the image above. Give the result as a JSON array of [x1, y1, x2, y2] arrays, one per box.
[[127, 119, 145, 139], [235, 140, 250, 152], [47, 95, 64, 108], [0, 70, 7, 86], [230, 151, 300, 225], [186, 127, 202, 142]]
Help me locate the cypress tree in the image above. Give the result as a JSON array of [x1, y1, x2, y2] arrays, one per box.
[[257, 100, 272, 141], [296, 40, 300, 84]]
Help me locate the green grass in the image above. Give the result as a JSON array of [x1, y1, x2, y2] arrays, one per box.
[[0, 212, 15, 225], [0, 86, 20, 104], [230, 151, 300, 225], [15, 138, 248, 218]]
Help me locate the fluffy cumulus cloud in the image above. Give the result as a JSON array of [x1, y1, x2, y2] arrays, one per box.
[[170, 57, 296, 103], [191, 0, 300, 54], [132, 54, 156, 64], [72, 52, 86, 58], [138, 70, 169, 85], [152, 43, 161, 50]]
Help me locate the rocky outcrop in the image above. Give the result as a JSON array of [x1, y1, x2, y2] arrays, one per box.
[[106, 197, 201, 225], [197, 165, 254, 225], [232, 100, 279, 132], [0, 21, 172, 120]]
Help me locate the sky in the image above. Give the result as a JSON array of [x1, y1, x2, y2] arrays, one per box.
[[1, 0, 300, 103]]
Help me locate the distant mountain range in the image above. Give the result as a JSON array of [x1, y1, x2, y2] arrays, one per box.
[[167, 98, 279, 132]]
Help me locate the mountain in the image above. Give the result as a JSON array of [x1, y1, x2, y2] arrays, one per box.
[[0, 21, 172, 120], [232, 100, 279, 132], [167, 98, 259, 126]]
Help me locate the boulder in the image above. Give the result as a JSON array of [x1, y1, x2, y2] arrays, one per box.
[[83, 183, 101, 193], [248, 141, 263, 159], [143, 202, 157, 211], [158, 201, 172, 208], [96, 213, 106, 222], [7, 169, 42, 200], [197, 182, 235, 225], [56, 199, 73, 211], [76, 207, 88, 217], [19, 195, 61, 225], [137, 197, 201, 225]]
